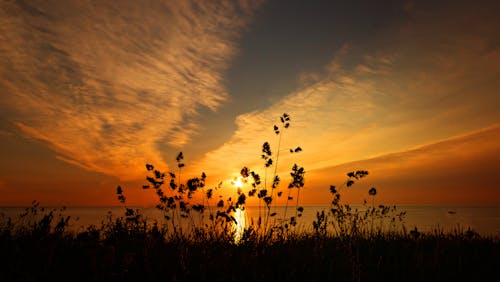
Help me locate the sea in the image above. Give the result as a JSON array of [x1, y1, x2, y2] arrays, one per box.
[[1, 205, 499, 237]]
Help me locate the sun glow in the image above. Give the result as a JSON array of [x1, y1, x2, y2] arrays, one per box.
[[232, 177, 243, 188]]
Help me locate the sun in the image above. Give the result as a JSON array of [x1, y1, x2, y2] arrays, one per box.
[[232, 177, 243, 188]]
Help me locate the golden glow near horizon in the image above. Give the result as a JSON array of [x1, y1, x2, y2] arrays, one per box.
[[0, 1, 499, 206]]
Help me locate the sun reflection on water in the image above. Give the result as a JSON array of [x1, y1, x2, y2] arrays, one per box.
[[233, 207, 246, 242]]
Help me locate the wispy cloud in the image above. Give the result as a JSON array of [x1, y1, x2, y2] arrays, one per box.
[[191, 1, 500, 186], [0, 0, 262, 179], [190, 48, 388, 180]]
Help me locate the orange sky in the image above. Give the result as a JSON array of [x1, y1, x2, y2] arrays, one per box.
[[0, 1, 499, 206]]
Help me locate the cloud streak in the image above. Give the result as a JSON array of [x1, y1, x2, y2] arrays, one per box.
[[0, 0, 262, 179], [306, 124, 500, 205]]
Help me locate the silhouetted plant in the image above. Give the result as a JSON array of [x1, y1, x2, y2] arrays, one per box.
[[312, 210, 327, 237], [286, 164, 305, 229], [120, 113, 411, 245], [142, 154, 215, 238], [239, 113, 304, 237], [269, 113, 289, 215], [326, 173, 406, 238]]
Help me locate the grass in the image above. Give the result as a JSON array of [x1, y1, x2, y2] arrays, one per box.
[[0, 211, 498, 282], [1, 113, 499, 281]]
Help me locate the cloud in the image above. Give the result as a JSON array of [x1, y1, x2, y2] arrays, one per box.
[[190, 51, 386, 180], [190, 1, 500, 186], [0, 0, 262, 179], [306, 124, 500, 205]]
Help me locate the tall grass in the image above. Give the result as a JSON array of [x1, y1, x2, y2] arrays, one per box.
[[1, 202, 498, 282]]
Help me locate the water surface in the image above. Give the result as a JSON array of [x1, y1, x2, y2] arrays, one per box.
[[1, 205, 499, 236]]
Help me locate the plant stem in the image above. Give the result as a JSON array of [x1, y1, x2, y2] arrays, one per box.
[[268, 126, 283, 229]]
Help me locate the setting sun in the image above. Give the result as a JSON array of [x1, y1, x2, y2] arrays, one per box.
[[232, 177, 244, 188]]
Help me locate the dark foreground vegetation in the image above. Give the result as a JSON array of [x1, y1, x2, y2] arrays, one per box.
[[0, 211, 498, 282], [1, 114, 499, 281]]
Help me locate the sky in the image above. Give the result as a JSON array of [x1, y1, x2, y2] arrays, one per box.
[[1, 0, 499, 206]]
